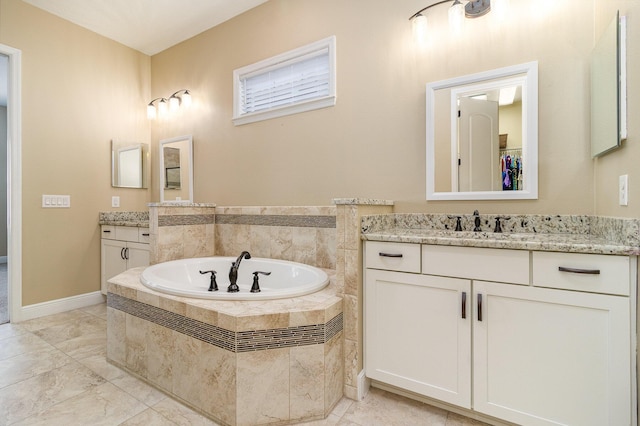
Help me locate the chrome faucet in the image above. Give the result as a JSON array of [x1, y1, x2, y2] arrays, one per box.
[[228, 251, 251, 292]]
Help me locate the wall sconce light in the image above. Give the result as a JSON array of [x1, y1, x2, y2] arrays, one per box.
[[147, 89, 192, 119], [410, 0, 507, 40]]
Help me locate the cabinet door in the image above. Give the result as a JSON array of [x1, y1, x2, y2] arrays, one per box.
[[101, 239, 127, 294], [473, 281, 631, 426], [126, 242, 150, 270], [365, 269, 472, 408]]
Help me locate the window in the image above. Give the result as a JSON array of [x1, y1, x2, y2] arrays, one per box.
[[233, 36, 336, 125]]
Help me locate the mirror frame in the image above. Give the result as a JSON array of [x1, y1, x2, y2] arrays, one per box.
[[159, 135, 193, 203], [426, 61, 538, 201], [111, 140, 149, 189]]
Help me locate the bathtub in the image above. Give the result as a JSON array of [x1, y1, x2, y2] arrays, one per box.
[[140, 256, 330, 300]]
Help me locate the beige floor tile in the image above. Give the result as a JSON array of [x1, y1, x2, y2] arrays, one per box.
[[152, 397, 221, 426], [445, 412, 492, 426], [12, 382, 147, 426], [119, 408, 178, 425], [111, 373, 167, 406], [340, 387, 448, 426], [53, 329, 107, 360], [79, 302, 108, 320], [0, 332, 52, 361], [0, 362, 105, 424], [0, 346, 73, 389], [0, 322, 27, 340], [18, 310, 93, 333], [77, 352, 128, 382], [33, 314, 106, 346]]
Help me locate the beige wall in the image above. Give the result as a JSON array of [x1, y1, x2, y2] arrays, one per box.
[[149, 0, 639, 216], [0, 0, 151, 305]]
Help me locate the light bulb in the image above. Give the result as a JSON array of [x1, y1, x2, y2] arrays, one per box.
[[492, 0, 509, 21], [169, 95, 180, 112], [157, 98, 168, 117], [412, 13, 428, 43], [147, 104, 156, 120], [448, 0, 465, 34], [182, 91, 192, 108]]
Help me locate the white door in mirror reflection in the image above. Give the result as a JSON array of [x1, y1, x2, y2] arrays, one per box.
[[457, 98, 499, 192]]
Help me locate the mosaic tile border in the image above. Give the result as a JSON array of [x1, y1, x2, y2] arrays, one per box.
[[108, 293, 343, 353], [158, 214, 216, 227], [216, 214, 336, 228]]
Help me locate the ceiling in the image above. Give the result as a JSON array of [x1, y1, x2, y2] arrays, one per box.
[[22, 0, 268, 55], [0, 0, 268, 106]]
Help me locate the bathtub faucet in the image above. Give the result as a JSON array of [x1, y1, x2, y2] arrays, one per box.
[[228, 251, 251, 292]]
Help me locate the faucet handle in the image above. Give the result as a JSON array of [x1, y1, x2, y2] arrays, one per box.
[[493, 216, 511, 233], [251, 271, 271, 293], [447, 215, 463, 231], [199, 270, 218, 292]]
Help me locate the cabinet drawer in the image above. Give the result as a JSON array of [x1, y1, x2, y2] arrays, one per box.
[[114, 226, 140, 242], [138, 227, 150, 243], [101, 225, 116, 239], [422, 245, 529, 285], [365, 241, 421, 273], [532, 252, 630, 296]]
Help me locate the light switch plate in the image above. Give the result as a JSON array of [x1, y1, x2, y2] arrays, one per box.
[[619, 175, 628, 206], [42, 195, 70, 208], [112, 196, 120, 208]]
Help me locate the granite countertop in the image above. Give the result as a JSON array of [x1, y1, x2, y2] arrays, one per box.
[[99, 211, 149, 227], [361, 214, 640, 256]]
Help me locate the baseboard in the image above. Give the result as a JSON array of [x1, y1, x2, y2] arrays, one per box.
[[357, 370, 370, 401], [16, 291, 106, 322]]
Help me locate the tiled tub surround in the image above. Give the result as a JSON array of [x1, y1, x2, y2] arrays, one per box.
[[214, 206, 338, 272], [106, 267, 343, 426], [149, 203, 216, 264], [361, 213, 640, 254]]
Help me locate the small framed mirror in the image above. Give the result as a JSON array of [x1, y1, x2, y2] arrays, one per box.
[[426, 61, 538, 200], [111, 140, 149, 188], [159, 135, 193, 203]]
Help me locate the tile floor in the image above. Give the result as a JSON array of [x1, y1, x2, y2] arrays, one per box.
[[0, 303, 489, 425]]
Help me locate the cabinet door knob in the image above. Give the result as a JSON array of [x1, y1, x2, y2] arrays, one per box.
[[461, 292, 467, 319], [477, 294, 483, 322], [558, 266, 600, 275], [378, 252, 403, 258]]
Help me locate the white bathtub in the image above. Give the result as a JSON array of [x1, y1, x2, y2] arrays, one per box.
[[140, 256, 330, 300]]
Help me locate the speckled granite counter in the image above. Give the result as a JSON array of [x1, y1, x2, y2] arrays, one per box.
[[361, 213, 640, 256], [99, 211, 149, 227]]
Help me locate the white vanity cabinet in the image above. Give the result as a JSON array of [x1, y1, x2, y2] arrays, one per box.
[[364, 241, 636, 426], [100, 225, 150, 294]]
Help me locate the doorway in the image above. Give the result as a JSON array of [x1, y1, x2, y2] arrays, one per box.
[[0, 53, 7, 324], [0, 44, 22, 324]]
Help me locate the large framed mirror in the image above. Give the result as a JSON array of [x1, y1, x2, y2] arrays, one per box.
[[159, 135, 193, 203], [111, 140, 149, 188], [591, 11, 627, 157], [426, 61, 538, 200]]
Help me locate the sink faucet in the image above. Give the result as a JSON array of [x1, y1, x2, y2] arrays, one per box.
[[228, 251, 251, 292], [473, 210, 481, 232]]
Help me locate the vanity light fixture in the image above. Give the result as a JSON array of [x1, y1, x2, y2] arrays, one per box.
[[147, 89, 192, 119], [410, 0, 507, 40]]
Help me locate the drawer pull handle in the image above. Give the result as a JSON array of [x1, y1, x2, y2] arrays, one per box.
[[142, 233, 150, 237], [103, 230, 111, 233], [461, 292, 467, 319], [558, 266, 601, 275], [477, 294, 483, 322], [379, 252, 403, 258]]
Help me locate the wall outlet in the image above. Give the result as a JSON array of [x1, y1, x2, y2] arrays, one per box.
[[619, 175, 628, 206], [112, 196, 120, 208]]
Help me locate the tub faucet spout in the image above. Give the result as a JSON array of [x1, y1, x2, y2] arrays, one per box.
[[228, 251, 251, 292]]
